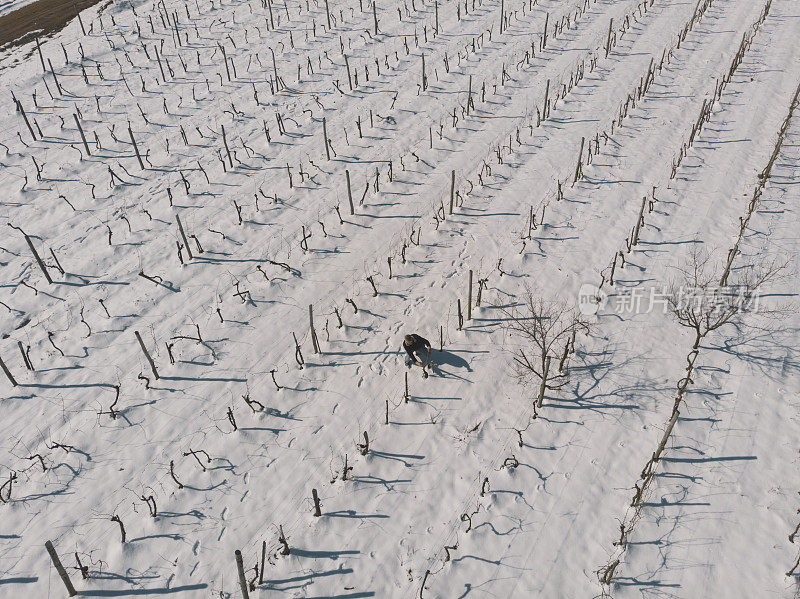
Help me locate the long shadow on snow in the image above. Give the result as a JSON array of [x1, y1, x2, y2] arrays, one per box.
[[612, 577, 680, 589], [262, 565, 353, 590], [291, 548, 361, 559], [78, 584, 208, 596], [303, 593, 375, 598], [369, 450, 425, 468], [323, 510, 389, 519], [0, 577, 38, 585], [430, 349, 473, 371]]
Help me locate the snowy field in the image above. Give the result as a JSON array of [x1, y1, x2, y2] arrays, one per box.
[[0, 0, 32, 18], [1, 0, 800, 596]]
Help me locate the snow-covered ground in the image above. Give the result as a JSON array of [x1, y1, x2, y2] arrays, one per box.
[[0, 0, 29, 18], [0, 0, 38, 18], [1, 0, 799, 596]]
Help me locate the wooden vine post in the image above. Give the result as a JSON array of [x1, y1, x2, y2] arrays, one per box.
[[0, 354, 17, 387], [312, 488, 322, 516], [24, 234, 53, 284], [346, 170, 355, 214], [322, 117, 331, 160], [135, 330, 160, 379], [221, 124, 233, 169], [175, 215, 193, 260], [73, 113, 91, 156], [234, 549, 250, 599], [35, 36, 46, 72], [631, 196, 647, 246], [572, 137, 585, 185], [259, 541, 266, 584], [467, 75, 473, 115], [449, 170, 455, 214], [309, 305, 320, 353], [153, 43, 166, 80], [467, 270, 473, 320], [45, 540, 77, 597], [16, 100, 36, 141], [344, 54, 353, 90], [48, 59, 63, 94], [220, 44, 231, 81], [542, 13, 549, 48], [75, 4, 86, 35], [128, 124, 145, 169], [542, 79, 550, 119]]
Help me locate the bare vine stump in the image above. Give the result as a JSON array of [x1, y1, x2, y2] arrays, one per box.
[[312, 488, 322, 516]]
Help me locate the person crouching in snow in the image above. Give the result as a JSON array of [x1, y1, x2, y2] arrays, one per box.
[[403, 333, 432, 369]]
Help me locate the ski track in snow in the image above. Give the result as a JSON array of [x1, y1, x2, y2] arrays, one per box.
[[1, 0, 799, 596]]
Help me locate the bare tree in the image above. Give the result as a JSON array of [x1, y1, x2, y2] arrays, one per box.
[[500, 287, 589, 408], [667, 248, 787, 349]]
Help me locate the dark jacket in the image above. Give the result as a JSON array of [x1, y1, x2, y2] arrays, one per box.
[[404, 334, 431, 360]]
